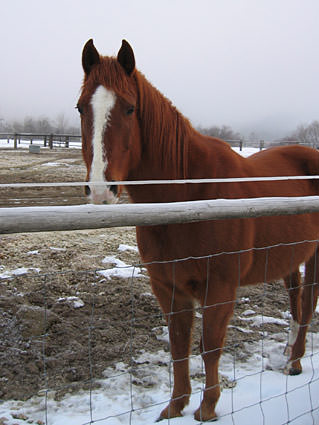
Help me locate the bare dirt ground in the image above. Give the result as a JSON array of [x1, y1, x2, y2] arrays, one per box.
[[0, 149, 87, 208], [0, 148, 318, 404]]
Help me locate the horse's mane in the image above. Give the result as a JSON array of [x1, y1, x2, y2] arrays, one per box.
[[134, 70, 193, 179], [86, 56, 194, 179]]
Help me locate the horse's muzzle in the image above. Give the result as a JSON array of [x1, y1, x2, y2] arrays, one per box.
[[85, 184, 118, 204]]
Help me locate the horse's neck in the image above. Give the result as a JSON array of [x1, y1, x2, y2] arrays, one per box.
[[127, 73, 241, 203]]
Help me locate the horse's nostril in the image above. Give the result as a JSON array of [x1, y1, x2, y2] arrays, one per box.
[[85, 185, 91, 196]]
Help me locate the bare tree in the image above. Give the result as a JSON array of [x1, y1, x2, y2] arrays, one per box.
[[54, 113, 69, 134], [198, 125, 241, 141], [291, 120, 319, 146]]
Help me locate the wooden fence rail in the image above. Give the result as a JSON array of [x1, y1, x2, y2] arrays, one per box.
[[1, 196, 319, 234]]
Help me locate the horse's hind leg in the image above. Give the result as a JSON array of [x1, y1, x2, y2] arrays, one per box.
[[286, 251, 319, 375], [283, 270, 301, 357], [152, 281, 194, 420]]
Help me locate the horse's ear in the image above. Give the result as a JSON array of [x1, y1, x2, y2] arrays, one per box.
[[82, 39, 100, 76], [117, 40, 135, 76]]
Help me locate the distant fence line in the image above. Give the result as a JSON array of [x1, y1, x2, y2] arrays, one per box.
[[0, 133, 318, 151], [0, 132, 81, 149], [0, 133, 287, 151]]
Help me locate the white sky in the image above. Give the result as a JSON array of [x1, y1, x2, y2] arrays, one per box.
[[1, 0, 319, 138]]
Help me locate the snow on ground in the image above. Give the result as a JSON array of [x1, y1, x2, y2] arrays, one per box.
[[232, 146, 260, 157], [98, 255, 145, 280], [0, 266, 41, 279], [0, 334, 318, 425], [0, 138, 81, 149]]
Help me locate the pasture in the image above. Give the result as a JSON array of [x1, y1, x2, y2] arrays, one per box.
[[0, 147, 318, 424]]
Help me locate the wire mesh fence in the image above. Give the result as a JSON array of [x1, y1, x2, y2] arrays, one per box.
[[1, 238, 318, 425]]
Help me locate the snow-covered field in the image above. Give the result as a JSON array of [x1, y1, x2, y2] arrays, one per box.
[[1, 341, 318, 425], [1, 143, 318, 424]]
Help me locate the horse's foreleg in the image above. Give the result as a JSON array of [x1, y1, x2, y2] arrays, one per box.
[[194, 287, 236, 422], [152, 282, 194, 420], [286, 252, 319, 375], [283, 270, 301, 357]]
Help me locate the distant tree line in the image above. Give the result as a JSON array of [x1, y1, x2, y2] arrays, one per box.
[[199, 120, 319, 146], [284, 120, 319, 145], [197, 125, 242, 141], [0, 114, 80, 135]]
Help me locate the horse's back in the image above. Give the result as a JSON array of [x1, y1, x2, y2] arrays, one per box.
[[247, 145, 319, 178]]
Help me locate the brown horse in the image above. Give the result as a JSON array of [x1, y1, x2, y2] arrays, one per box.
[[78, 39, 319, 421]]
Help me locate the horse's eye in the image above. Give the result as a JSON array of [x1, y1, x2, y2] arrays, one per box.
[[76, 105, 84, 115], [126, 106, 135, 116]]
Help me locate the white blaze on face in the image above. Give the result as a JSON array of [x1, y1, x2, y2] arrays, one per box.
[[90, 85, 116, 204]]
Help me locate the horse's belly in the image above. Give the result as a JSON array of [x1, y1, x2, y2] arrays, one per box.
[[241, 213, 319, 284], [137, 213, 319, 287]]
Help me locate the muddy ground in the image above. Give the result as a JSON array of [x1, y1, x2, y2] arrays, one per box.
[[0, 148, 318, 403]]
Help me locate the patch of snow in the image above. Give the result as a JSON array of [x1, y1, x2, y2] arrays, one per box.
[[99, 256, 145, 280], [118, 244, 138, 253], [57, 296, 85, 308], [153, 326, 169, 343], [280, 310, 291, 320], [240, 297, 250, 303], [242, 309, 256, 316], [140, 292, 153, 298], [233, 147, 260, 157], [0, 267, 40, 279], [41, 162, 70, 167], [27, 250, 39, 255], [240, 315, 288, 327], [228, 325, 253, 334], [49, 247, 66, 252]]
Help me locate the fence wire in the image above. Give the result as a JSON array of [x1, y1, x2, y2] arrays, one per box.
[[1, 239, 318, 425]]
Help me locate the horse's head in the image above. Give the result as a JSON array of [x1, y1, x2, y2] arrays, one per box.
[[78, 39, 141, 204]]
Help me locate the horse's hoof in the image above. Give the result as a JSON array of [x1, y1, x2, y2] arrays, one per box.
[[194, 407, 218, 422], [284, 360, 302, 376], [288, 367, 302, 376], [157, 405, 183, 421]]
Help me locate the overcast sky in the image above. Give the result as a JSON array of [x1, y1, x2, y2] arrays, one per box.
[[1, 0, 319, 138]]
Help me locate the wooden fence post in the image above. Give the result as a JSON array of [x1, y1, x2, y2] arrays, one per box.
[[14, 133, 18, 149], [49, 134, 53, 150]]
